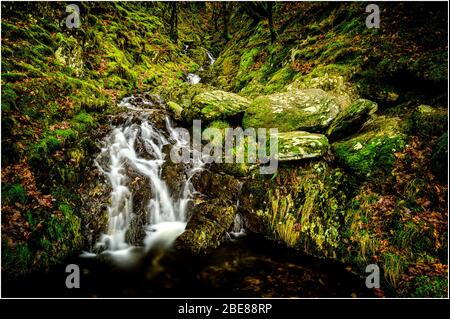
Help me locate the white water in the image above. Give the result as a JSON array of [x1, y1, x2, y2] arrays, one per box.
[[186, 73, 201, 85], [206, 51, 216, 65], [185, 51, 215, 85], [84, 97, 204, 260]]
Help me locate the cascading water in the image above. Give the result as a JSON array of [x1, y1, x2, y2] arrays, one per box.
[[186, 73, 201, 85], [206, 51, 216, 65], [84, 95, 203, 260], [185, 51, 215, 85]]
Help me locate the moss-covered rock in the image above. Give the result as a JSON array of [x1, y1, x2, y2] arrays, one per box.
[[332, 116, 406, 179], [55, 35, 83, 77], [410, 105, 448, 138], [242, 89, 340, 132], [326, 98, 378, 140], [278, 131, 329, 161], [287, 74, 359, 110], [192, 170, 242, 203], [174, 199, 236, 254], [186, 90, 251, 121], [239, 162, 350, 256], [166, 101, 183, 120]]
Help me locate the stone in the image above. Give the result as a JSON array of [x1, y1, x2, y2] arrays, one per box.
[[242, 89, 340, 132], [277, 131, 329, 161], [326, 98, 378, 140], [286, 74, 359, 109], [411, 104, 447, 137], [174, 199, 236, 254], [55, 36, 83, 77], [187, 90, 251, 121], [332, 116, 406, 179], [167, 101, 183, 120]]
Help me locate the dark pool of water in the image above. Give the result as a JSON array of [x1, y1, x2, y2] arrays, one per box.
[[3, 234, 375, 298]]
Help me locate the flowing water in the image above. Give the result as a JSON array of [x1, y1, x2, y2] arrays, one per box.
[[186, 73, 201, 85], [2, 93, 375, 298], [82, 95, 204, 262], [185, 50, 216, 85]]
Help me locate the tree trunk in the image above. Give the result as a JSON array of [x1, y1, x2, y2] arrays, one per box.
[[222, 2, 229, 41], [169, 3, 178, 43], [267, 3, 276, 43]]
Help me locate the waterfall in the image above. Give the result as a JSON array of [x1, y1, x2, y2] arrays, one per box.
[[186, 73, 201, 85], [206, 51, 216, 65], [185, 51, 215, 85], [86, 95, 203, 259]]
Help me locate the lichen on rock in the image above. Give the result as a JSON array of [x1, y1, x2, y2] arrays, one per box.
[[242, 89, 340, 132], [187, 90, 251, 122], [277, 131, 329, 161]]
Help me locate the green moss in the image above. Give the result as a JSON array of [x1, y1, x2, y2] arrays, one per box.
[[393, 221, 433, 254], [240, 47, 260, 70], [413, 275, 448, 298], [333, 118, 406, 179], [1, 242, 33, 276], [253, 162, 350, 256], [167, 101, 183, 119], [37, 203, 82, 267], [1, 183, 28, 205], [55, 128, 78, 141], [208, 120, 230, 130], [410, 105, 448, 138], [1, 83, 18, 112], [326, 99, 378, 140]]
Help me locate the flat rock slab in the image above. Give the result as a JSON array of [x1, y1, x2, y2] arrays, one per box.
[[277, 131, 329, 161]]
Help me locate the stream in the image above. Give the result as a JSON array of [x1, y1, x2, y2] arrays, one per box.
[[3, 93, 374, 298], [2, 47, 376, 298]]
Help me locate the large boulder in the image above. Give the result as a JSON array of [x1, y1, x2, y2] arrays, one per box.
[[192, 170, 242, 203], [238, 162, 349, 256], [410, 105, 448, 138], [186, 90, 251, 121], [174, 199, 236, 254], [286, 74, 359, 110], [332, 116, 406, 179], [326, 99, 378, 140], [242, 89, 340, 132], [277, 131, 329, 161]]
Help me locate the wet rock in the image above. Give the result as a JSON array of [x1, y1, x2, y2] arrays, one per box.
[[238, 162, 350, 259], [243, 89, 340, 132], [278, 131, 329, 161], [238, 179, 268, 234], [125, 168, 152, 246], [174, 199, 236, 254], [79, 167, 110, 250], [161, 146, 187, 198], [167, 101, 183, 120], [120, 93, 166, 110], [191, 170, 242, 203], [326, 99, 378, 141]]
